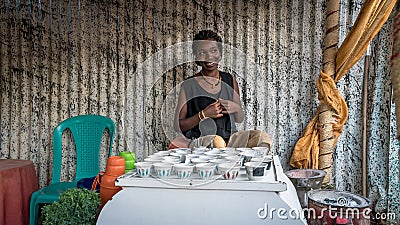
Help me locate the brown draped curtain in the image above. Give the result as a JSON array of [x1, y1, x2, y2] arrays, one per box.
[[290, 0, 397, 174]]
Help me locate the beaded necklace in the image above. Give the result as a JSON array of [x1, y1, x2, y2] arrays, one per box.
[[200, 70, 221, 89]]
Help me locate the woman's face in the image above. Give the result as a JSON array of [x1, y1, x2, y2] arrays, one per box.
[[195, 40, 221, 71]]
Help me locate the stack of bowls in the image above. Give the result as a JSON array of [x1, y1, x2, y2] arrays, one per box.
[[119, 151, 136, 173], [100, 156, 126, 207]]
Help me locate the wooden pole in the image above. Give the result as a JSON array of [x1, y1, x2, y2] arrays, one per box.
[[362, 44, 371, 197], [319, 0, 340, 184]]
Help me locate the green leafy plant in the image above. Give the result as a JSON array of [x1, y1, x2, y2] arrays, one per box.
[[41, 188, 100, 225]]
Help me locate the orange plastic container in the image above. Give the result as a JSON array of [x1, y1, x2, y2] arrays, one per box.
[[99, 183, 121, 206], [99, 156, 125, 208], [104, 156, 126, 176]]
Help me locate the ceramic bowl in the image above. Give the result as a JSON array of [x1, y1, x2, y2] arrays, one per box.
[[210, 158, 229, 174], [236, 147, 252, 152], [175, 148, 191, 155], [153, 162, 173, 178], [162, 156, 181, 164], [252, 147, 270, 157], [134, 162, 153, 177], [206, 149, 222, 154], [191, 158, 209, 165], [244, 161, 271, 181], [170, 152, 183, 157], [241, 149, 257, 156], [210, 158, 228, 164], [218, 163, 240, 180], [192, 150, 205, 155], [173, 164, 194, 179], [144, 157, 162, 163], [251, 155, 273, 163], [153, 150, 171, 157], [240, 150, 258, 164], [250, 157, 265, 163], [194, 147, 208, 151], [162, 159, 181, 165], [222, 149, 239, 156], [220, 147, 235, 151], [226, 155, 244, 166], [196, 163, 216, 180], [186, 154, 199, 160], [170, 147, 190, 151], [199, 155, 216, 160], [193, 147, 207, 155]]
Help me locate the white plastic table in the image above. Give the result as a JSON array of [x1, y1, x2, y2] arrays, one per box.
[[97, 156, 307, 225]]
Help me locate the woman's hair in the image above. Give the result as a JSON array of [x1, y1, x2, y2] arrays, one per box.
[[192, 30, 223, 55]]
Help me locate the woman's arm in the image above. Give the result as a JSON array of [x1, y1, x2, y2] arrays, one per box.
[[174, 88, 196, 132], [174, 85, 224, 132], [219, 76, 244, 123]]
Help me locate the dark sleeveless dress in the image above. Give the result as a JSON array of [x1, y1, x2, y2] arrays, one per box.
[[182, 71, 237, 143]]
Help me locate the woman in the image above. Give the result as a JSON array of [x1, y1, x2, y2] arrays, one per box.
[[170, 30, 270, 150], [173, 30, 244, 147]]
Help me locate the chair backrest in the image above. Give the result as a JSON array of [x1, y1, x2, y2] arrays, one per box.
[[51, 115, 115, 184]]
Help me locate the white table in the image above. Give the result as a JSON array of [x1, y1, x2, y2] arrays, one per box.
[[97, 156, 307, 225]]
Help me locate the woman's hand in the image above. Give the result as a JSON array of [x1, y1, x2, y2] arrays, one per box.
[[203, 100, 224, 119], [218, 98, 242, 114]]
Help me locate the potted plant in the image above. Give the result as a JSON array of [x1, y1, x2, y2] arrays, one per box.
[[41, 188, 100, 225]]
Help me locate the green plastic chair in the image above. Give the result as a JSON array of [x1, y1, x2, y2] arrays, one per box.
[[29, 115, 115, 225]]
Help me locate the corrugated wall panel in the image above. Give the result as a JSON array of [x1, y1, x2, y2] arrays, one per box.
[[1, 2, 399, 219], [0, 0, 327, 185]]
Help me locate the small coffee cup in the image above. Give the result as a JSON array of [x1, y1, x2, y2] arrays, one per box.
[[244, 161, 270, 181]]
